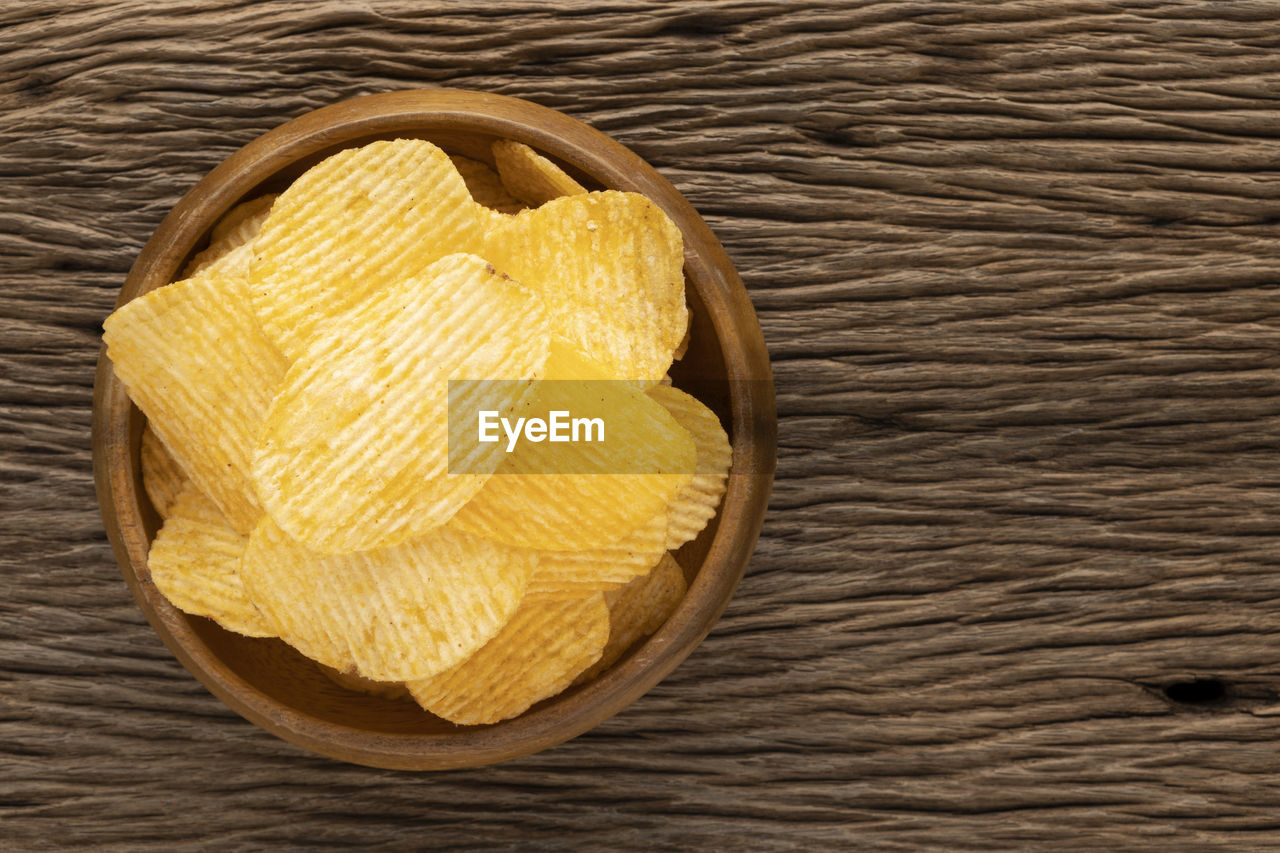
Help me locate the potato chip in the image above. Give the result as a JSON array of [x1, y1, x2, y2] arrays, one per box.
[[672, 311, 691, 360], [252, 253, 550, 554], [140, 423, 188, 518], [316, 663, 410, 701], [647, 384, 733, 549], [211, 193, 278, 245], [249, 139, 492, 360], [241, 518, 535, 681], [449, 154, 526, 215], [448, 343, 695, 551], [406, 589, 609, 725], [182, 194, 277, 280], [147, 482, 273, 638], [529, 512, 668, 596], [104, 275, 288, 534], [483, 191, 686, 382], [575, 553, 687, 684], [491, 139, 586, 207]]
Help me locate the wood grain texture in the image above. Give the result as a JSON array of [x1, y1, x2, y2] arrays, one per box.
[[5, 0, 1280, 848]]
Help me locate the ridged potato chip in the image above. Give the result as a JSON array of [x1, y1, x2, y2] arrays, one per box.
[[241, 518, 535, 682], [250, 139, 491, 360], [211, 193, 278, 245], [672, 312, 691, 360], [491, 139, 586, 207], [450, 154, 526, 215], [104, 275, 288, 534], [316, 663, 410, 701], [147, 482, 273, 638], [483, 191, 686, 382], [648, 384, 733, 549], [406, 588, 609, 725], [529, 512, 668, 596], [140, 423, 188, 518], [252, 253, 550, 554], [448, 343, 695, 551], [182, 194, 277, 280], [576, 553, 687, 684]]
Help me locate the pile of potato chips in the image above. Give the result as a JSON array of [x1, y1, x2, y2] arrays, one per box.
[[105, 138, 731, 725]]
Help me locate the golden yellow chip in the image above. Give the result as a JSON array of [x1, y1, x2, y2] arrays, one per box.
[[182, 194, 277, 280], [252, 253, 549, 554], [104, 275, 288, 534], [491, 139, 586, 207], [529, 511, 668, 596], [576, 553, 687, 684], [448, 343, 694, 551], [449, 154, 526, 215], [241, 518, 535, 682], [146, 482, 273, 638], [672, 311, 691, 360], [648, 384, 732, 549], [406, 588, 608, 725], [484, 191, 686, 382], [316, 663, 409, 701], [211, 193, 278, 244], [249, 139, 492, 360], [140, 423, 188, 518]]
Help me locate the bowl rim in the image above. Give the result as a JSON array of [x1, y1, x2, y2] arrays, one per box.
[[92, 88, 776, 770]]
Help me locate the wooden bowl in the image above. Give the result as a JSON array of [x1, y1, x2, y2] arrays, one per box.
[[92, 89, 776, 770]]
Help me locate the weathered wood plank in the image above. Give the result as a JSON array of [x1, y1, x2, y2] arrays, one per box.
[[7, 0, 1280, 849]]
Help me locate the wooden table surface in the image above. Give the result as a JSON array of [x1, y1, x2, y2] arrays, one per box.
[[6, 1, 1280, 849]]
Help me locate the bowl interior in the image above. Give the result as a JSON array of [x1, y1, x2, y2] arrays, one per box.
[[97, 90, 772, 767]]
